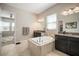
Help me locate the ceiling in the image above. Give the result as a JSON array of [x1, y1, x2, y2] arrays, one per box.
[[6, 3, 56, 14]]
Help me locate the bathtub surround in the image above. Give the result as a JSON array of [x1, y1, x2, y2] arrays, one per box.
[[28, 36, 55, 56]]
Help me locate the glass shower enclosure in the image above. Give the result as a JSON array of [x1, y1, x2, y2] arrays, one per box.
[[0, 16, 15, 46]]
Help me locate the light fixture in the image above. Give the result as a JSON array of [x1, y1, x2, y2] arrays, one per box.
[[62, 6, 79, 16], [62, 11, 68, 16], [38, 18, 44, 22], [68, 9, 74, 15], [38, 19, 43, 22], [74, 7, 79, 13]]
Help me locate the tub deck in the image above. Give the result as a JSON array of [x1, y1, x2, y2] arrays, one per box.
[[28, 36, 55, 56]]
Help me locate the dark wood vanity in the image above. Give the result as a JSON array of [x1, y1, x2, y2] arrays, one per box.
[[55, 34, 79, 56]]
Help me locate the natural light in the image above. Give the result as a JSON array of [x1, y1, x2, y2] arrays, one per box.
[[46, 14, 57, 30]]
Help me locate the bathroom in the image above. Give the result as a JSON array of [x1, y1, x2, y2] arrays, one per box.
[[0, 3, 79, 56]]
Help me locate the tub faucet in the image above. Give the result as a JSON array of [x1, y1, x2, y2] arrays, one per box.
[[38, 37, 41, 42]]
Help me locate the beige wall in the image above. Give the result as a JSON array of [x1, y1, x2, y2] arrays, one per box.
[[0, 4, 42, 42], [38, 3, 79, 35]]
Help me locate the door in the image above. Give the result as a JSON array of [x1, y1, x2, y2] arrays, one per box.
[[70, 37, 79, 56], [55, 35, 69, 54]]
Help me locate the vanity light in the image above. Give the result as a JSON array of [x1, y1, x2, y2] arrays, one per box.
[[62, 6, 79, 16], [62, 11, 68, 16], [68, 9, 73, 15], [74, 7, 79, 13]]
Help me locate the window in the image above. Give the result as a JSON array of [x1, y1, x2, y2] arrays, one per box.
[[46, 14, 57, 30], [0, 21, 10, 31]]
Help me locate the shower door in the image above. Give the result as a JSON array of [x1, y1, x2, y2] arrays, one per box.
[[0, 17, 15, 46], [0, 30, 2, 55]]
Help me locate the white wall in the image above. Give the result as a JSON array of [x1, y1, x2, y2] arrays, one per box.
[[15, 9, 37, 42], [0, 4, 41, 42]]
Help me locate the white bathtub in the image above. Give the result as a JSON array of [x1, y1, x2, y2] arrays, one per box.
[[31, 36, 54, 46], [29, 36, 55, 56]]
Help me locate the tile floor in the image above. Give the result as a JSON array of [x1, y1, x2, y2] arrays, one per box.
[[0, 40, 68, 56]]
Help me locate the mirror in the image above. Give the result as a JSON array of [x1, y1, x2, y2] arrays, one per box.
[[58, 12, 79, 33]]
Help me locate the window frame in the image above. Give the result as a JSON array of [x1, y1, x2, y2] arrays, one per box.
[[46, 14, 57, 31]]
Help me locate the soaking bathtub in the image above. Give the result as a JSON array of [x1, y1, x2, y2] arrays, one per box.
[[28, 36, 55, 56]]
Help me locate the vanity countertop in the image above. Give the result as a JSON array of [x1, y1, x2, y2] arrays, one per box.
[[55, 33, 79, 38]]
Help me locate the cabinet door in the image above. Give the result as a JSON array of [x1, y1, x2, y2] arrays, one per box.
[[55, 35, 69, 54], [70, 37, 79, 56]]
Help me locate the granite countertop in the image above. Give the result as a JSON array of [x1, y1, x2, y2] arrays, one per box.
[[55, 33, 79, 38]]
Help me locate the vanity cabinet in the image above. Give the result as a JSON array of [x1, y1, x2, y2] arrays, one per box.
[[55, 35, 70, 54], [55, 35, 79, 56], [69, 37, 79, 56]]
